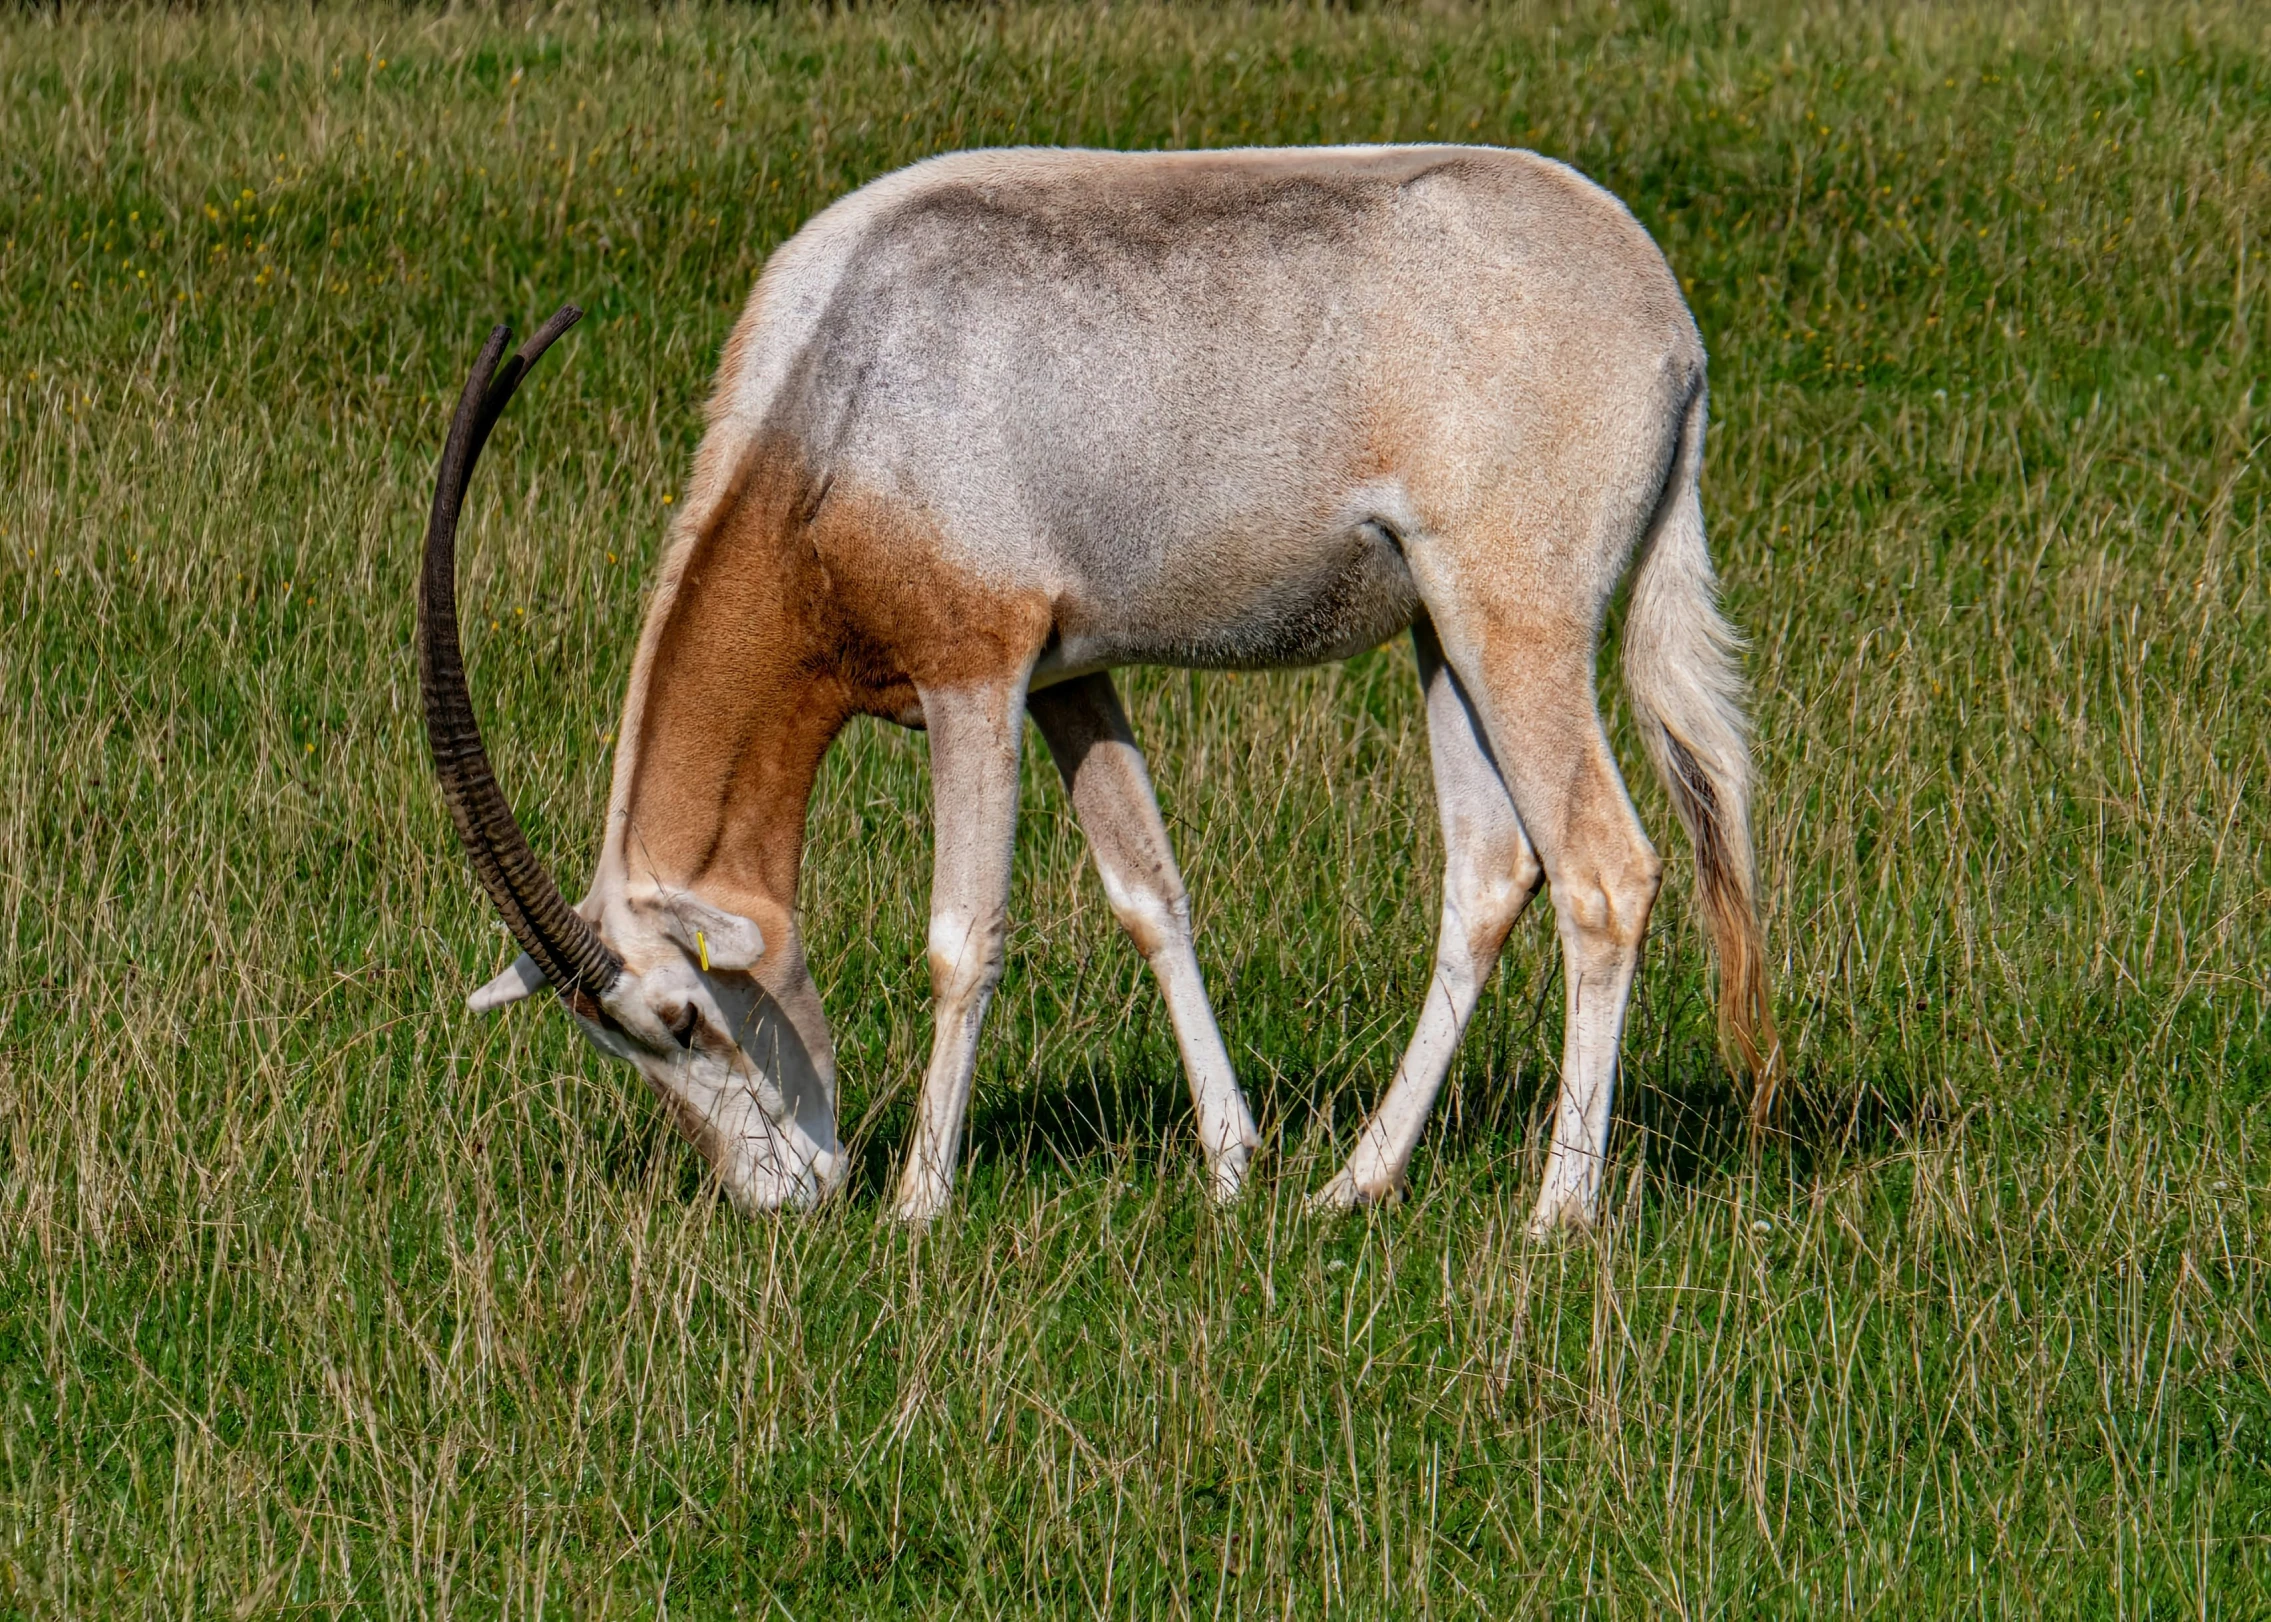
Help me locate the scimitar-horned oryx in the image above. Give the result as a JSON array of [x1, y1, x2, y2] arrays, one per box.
[[420, 145, 1778, 1236]]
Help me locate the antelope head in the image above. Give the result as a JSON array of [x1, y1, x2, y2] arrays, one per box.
[[418, 309, 844, 1211]]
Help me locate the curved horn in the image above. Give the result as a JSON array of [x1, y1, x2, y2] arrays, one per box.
[[418, 305, 624, 1006]]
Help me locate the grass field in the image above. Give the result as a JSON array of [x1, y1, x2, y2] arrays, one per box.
[[3, 1, 2268, 1614]]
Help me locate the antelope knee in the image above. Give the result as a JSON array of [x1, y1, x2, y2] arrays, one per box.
[[1100, 868, 1190, 961], [1554, 848, 1662, 948], [927, 908, 1007, 1004], [1446, 842, 1542, 962]]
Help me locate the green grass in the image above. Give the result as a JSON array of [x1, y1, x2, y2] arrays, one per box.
[[3, 1, 2268, 1614]]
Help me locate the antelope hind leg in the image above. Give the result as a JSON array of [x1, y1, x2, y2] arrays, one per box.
[[1029, 672, 1258, 1202], [1409, 587, 1662, 1236], [1458, 647, 1659, 1235], [1316, 619, 1542, 1209]]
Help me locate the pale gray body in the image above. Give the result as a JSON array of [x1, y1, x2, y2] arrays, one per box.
[[456, 145, 1775, 1235], [752, 146, 1682, 678]]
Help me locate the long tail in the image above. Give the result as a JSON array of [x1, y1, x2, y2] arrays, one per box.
[[1622, 381, 1781, 1115]]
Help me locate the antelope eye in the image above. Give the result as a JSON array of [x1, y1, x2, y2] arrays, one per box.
[[668, 1004, 700, 1050]]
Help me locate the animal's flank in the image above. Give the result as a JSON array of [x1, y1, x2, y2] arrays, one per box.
[[1620, 381, 1781, 1108]]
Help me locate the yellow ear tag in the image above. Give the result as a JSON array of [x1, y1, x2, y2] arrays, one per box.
[[696, 929, 709, 973]]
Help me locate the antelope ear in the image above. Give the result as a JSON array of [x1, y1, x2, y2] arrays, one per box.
[[469, 951, 547, 1013], [659, 895, 766, 972]]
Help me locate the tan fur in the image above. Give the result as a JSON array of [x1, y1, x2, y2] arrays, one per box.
[[1620, 385, 1779, 1120]]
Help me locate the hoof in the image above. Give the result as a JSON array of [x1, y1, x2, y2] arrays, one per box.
[[1524, 1194, 1596, 1242], [1207, 1142, 1253, 1206], [1310, 1168, 1398, 1214], [892, 1186, 949, 1227]]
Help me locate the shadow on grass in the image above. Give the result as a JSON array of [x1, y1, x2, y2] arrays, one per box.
[[569, 1019, 1952, 1215], [1614, 1043, 1953, 1199], [964, 1066, 1194, 1185]]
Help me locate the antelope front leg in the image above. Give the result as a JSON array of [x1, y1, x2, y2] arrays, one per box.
[[893, 679, 1028, 1224], [1029, 672, 1259, 1202]]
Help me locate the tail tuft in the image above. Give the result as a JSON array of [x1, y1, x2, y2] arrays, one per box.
[[1623, 384, 1781, 1115]]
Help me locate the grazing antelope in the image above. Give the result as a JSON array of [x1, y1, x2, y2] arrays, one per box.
[[421, 145, 1776, 1235]]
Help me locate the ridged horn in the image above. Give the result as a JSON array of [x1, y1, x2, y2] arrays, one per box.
[[418, 305, 624, 1006]]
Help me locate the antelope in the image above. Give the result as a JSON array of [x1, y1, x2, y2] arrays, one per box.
[[420, 144, 1777, 1236]]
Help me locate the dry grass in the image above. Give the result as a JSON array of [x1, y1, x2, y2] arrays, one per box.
[[1, 1, 2266, 1614]]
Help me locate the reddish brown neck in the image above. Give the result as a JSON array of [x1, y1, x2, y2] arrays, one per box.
[[615, 462, 854, 942]]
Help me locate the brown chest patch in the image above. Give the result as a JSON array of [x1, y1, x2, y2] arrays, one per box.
[[620, 437, 1050, 912], [802, 475, 1052, 694]]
